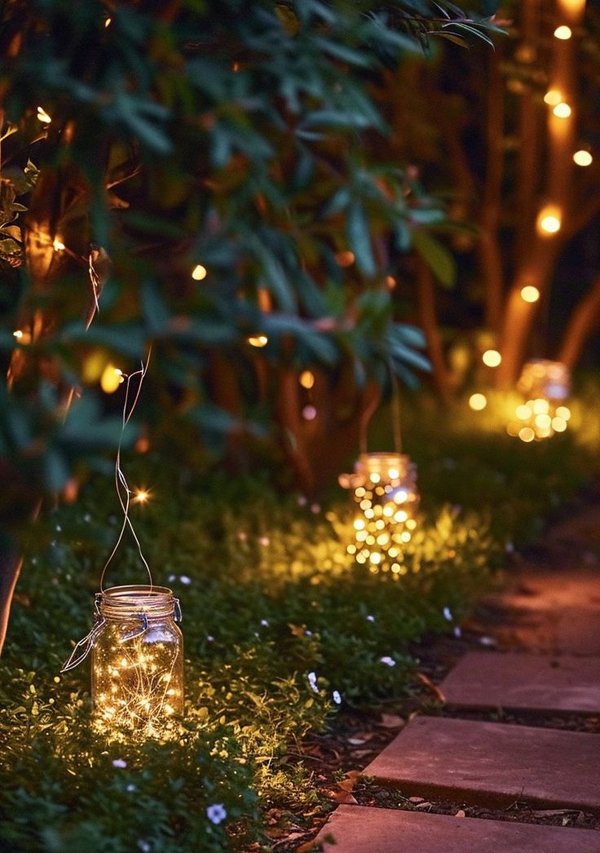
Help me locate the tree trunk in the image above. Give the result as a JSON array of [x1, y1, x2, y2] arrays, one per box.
[[558, 274, 600, 370], [415, 260, 452, 403], [0, 549, 23, 655]]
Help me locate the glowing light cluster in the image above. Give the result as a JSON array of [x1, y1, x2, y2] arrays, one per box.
[[554, 25, 572, 39], [91, 586, 184, 741], [553, 102, 572, 119], [537, 206, 562, 236], [339, 453, 419, 577], [507, 360, 572, 442]]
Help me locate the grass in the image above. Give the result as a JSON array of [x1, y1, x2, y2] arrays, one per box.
[[1, 392, 599, 853]]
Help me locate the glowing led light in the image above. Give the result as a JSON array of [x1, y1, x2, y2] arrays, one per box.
[[519, 427, 535, 443], [521, 285, 540, 303], [369, 472, 381, 483], [554, 25, 572, 39], [13, 330, 23, 339], [544, 89, 562, 106], [574, 150, 593, 167], [482, 349, 502, 368], [469, 393, 487, 411], [37, 106, 52, 123], [191, 264, 207, 281], [248, 335, 268, 348], [299, 370, 315, 389], [53, 237, 65, 251], [369, 552, 382, 565], [353, 519, 365, 531], [553, 102, 572, 118], [105, 16, 112, 26], [556, 406, 571, 420], [133, 489, 150, 504], [100, 365, 124, 394], [388, 468, 399, 480]]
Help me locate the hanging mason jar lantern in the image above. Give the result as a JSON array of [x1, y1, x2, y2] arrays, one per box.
[[508, 359, 572, 441], [339, 452, 419, 576], [63, 585, 184, 740]]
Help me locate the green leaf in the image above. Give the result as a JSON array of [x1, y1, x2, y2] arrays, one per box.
[[347, 203, 376, 277], [412, 232, 457, 288]]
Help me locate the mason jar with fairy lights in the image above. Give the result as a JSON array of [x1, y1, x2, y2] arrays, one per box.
[[339, 452, 419, 576], [63, 585, 184, 740], [508, 359, 572, 442]]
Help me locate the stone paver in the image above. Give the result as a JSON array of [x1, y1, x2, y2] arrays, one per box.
[[364, 716, 600, 812], [440, 652, 600, 714], [316, 806, 600, 853]]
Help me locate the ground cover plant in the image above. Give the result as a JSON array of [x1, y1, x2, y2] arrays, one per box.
[[1, 392, 599, 853]]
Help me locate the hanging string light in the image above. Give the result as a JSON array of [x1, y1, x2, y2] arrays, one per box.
[[339, 374, 419, 577], [62, 355, 185, 741], [507, 359, 571, 441]]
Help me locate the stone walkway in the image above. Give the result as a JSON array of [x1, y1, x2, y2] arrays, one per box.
[[316, 506, 600, 852]]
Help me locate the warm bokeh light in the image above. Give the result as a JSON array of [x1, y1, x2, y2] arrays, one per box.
[[544, 89, 562, 106], [573, 149, 593, 166], [482, 349, 502, 368], [53, 237, 65, 251], [335, 250, 355, 267], [519, 427, 535, 443], [104, 16, 112, 26], [191, 264, 207, 281], [521, 285, 540, 303], [133, 489, 150, 504], [302, 405, 317, 421], [386, 275, 397, 290], [553, 102, 572, 118], [13, 330, 23, 339], [552, 416, 567, 432], [516, 404, 532, 420], [469, 393, 487, 411], [556, 405, 571, 420], [248, 335, 268, 347], [36, 106, 52, 123], [299, 370, 315, 389], [536, 206, 562, 236], [100, 365, 124, 394], [554, 25, 572, 39]]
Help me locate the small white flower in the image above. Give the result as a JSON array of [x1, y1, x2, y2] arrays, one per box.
[[453, 626, 462, 638], [55, 524, 62, 532], [179, 575, 191, 585], [305, 629, 313, 637], [332, 690, 342, 705], [443, 607, 453, 622], [112, 759, 127, 768], [83, 513, 92, 523], [206, 803, 227, 825], [307, 671, 320, 693], [168, 574, 176, 582], [259, 536, 270, 546], [366, 615, 375, 623], [380, 656, 396, 667], [479, 635, 496, 647], [137, 841, 151, 853], [31, 557, 38, 565], [260, 619, 269, 627], [206, 635, 215, 643], [126, 783, 137, 792]]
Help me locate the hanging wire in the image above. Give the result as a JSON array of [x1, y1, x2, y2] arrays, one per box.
[[359, 359, 403, 455], [99, 347, 154, 592]]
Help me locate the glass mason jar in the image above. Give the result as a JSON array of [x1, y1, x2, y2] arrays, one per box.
[[339, 452, 419, 575], [91, 585, 184, 739], [510, 360, 572, 441]]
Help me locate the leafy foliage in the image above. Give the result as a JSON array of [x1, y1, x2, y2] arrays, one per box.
[[0, 0, 499, 505], [1, 394, 597, 852]]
